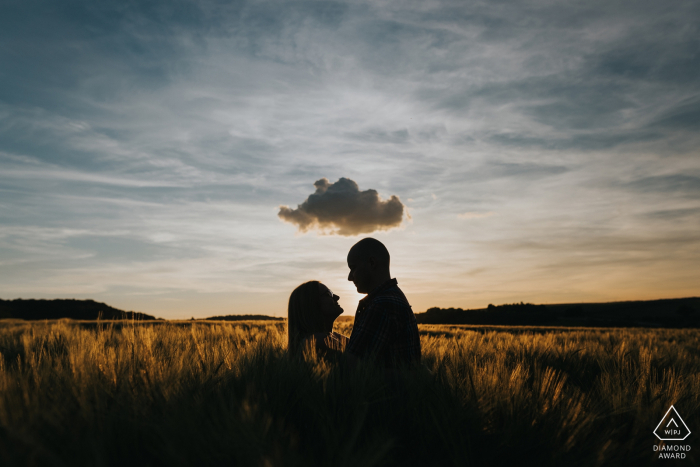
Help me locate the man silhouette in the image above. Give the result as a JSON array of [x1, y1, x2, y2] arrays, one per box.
[[345, 238, 421, 368]]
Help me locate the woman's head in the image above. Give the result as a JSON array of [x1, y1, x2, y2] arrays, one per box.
[[287, 281, 343, 352]]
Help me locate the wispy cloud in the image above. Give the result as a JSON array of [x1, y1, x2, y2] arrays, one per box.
[[458, 212, 495, 220]]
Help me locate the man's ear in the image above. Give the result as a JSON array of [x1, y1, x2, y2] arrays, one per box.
[[367, 256, 376, 270]]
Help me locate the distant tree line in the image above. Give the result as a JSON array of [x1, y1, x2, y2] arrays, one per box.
[[415, 302, 555, 325], [415, 298, 700, 328], [204, 315, 284, 322]]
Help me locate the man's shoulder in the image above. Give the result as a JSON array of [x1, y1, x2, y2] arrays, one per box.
[[368, 284, 411, 308]]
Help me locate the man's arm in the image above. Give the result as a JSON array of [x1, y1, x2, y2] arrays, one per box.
[[344, 350, 360, 370]]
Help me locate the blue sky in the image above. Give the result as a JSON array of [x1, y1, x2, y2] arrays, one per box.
[[1, 0, 699, 318]]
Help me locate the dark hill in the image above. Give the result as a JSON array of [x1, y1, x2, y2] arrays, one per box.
[[415, 297, 700, 327], [0, 299, 158, 321]]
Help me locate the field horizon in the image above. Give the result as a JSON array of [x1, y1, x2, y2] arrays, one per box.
[[2, 297, 699, 332]]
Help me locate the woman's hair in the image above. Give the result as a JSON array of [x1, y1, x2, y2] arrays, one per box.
[[287, 281, 327, 353]]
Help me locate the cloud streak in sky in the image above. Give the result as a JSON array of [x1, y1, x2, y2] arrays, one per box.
[[279, 178, 407, 236], [458, 212, 495, 220]]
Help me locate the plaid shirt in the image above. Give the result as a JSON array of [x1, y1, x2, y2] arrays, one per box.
[[346, 279, 421, 367]]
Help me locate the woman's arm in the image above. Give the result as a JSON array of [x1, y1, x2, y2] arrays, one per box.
[[307, 332, 347, 352], [331, 332, 349, 348]]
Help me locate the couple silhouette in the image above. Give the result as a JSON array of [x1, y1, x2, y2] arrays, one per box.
[[287, 238, 421, 369]]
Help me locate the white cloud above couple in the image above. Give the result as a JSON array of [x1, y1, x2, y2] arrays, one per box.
[[278, 178, 409, 236]]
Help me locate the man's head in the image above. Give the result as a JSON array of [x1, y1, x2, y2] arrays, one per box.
[[347, 238, 391, 294]]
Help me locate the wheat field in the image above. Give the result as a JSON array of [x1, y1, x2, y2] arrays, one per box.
[[0, 320, 697, 466]]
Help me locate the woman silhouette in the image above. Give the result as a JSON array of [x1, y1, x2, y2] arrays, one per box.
[[287, 281, 349, 355]]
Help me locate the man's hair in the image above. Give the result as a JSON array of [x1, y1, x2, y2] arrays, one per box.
[[287, 281, 326, 354], [349, 237, 390, 269]]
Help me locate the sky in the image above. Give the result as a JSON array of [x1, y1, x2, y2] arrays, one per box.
[[1, 0, 699, 319]]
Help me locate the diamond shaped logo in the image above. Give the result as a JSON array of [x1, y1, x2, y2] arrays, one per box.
[[654, 406, 691, 441]]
